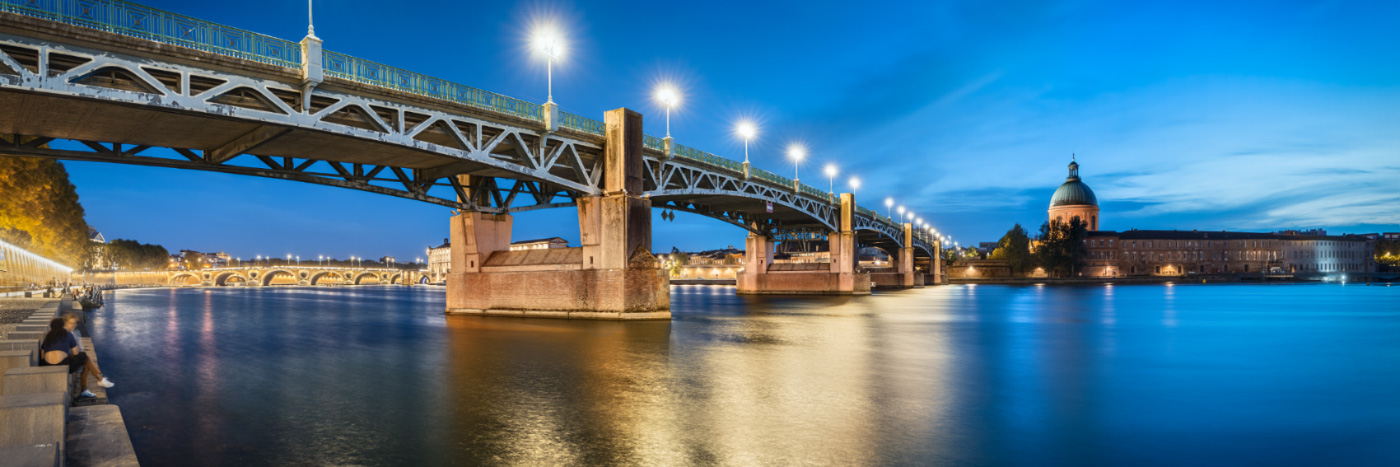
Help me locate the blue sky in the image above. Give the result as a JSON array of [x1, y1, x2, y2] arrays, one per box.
[[64, 0, 1400, 260]]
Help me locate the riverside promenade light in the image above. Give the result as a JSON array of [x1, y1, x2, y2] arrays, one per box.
[[654, 84, 680, 138], [736, 121, 756, 164], [849, 177, 861, 193], [787, 144, 806, 183], [885, 198, 893, 218], [897, 205, 906, 224]]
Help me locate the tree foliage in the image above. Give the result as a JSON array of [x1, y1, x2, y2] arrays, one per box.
[[0, 156, 90, 266], [989, 223, 1034, 275], [1036, 218, 1089, 277], [107, 239, 170, 271]]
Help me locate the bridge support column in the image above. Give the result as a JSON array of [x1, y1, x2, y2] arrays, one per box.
[[898, 223, 917, 287], [445, 108, 669, 319], [737, 193, 870, 295]]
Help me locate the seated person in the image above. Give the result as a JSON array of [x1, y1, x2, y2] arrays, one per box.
[[40, 316, 114, 399]]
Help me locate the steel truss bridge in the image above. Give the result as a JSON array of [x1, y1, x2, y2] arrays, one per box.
[[0, 0, 938, 259]]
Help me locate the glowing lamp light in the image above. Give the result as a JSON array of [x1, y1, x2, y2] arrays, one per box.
[[849, 177, 861, 191]]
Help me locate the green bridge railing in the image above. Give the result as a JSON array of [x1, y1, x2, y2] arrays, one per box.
[[2, 0, 301, 67], [3, 0, 876, 222]]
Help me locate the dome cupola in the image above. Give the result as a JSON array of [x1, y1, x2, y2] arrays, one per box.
[[1050, 156, 1097, 208]]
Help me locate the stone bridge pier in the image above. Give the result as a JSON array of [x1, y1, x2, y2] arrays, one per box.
[[445, 108, 669, 319], [737, 194, 871, 295], [870, 223, 925, 288]]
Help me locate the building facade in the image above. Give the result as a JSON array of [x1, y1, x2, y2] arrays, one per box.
[[509, 237, 569, 251], [1080, 230, 1375, 277], [426, 238, 450, 284]]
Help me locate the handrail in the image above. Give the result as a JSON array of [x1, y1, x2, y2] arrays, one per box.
[[322, 50, 543, 123], [1, 0, 301, 68]]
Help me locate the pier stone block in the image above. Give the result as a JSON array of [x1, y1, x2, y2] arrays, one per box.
[[0, 391, 69, 463], [0, 444, 60, 467], [66, 405, 141, 467], [4, 366, 68, 395], [0, 349, 37, 393], [8, 331, 44, 343]]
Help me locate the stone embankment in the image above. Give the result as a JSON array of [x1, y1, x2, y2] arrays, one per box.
[[0, 297, 139, 466]]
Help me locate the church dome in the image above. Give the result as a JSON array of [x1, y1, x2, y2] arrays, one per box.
[[1049, 160, 1097, 207]]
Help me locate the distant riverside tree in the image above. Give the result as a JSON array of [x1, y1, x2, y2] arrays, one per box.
[[989, 224, 1033, 276], [107, 239, 171, 271], [0, 155, 90, 266], [1378, 239, 1399, 268], [181, 253, 206, 271], [942, 247, 958, 267], [1036, 218, 1089, 277], [667, 247, 690, 277]]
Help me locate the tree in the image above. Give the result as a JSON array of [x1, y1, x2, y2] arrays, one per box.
[[989, 223, 1034, 276], [1036, 218, 1089, 277], [107, 239, 170, 271], [0, 155, 90, 266], [666, 247, 691, 277]]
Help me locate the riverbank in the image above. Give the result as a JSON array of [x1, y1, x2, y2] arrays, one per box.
[[951, 275, 1397, 285], [0, 296, 140, 466]]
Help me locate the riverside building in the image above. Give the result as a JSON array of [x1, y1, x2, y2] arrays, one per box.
[[1046, 158, 1375, 278]]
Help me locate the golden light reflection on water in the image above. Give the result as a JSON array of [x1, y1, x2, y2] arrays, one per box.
[[443, 288, 958, 465]]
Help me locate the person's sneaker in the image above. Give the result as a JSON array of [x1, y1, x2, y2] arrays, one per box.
[[98, 377, 114, 388], [78, 390, 97, 398]]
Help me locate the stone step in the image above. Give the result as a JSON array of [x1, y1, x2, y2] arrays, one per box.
[[66, 405, 140, 467], [0, 443, 61, 467], [5, 366, 69, 396], [14, 325, 48, 333], [9, 331, 45, 343], [0, 391, 68, 466], [0, 339, 39, 353], [0, 349, 37, 393]]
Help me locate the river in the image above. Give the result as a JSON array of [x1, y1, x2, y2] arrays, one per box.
[[85, 283, 1400, 466]]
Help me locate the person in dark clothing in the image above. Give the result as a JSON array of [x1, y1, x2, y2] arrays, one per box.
[[40, 316, 114, 398]]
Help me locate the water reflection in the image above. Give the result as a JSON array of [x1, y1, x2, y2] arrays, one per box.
[[84, 284, 1400, 466]]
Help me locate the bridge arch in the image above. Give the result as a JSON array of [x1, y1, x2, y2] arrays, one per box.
[[352, 272, 381, 285], [309, 271, 346, 286], [389, 273, 403, 285], [169, 273, 201, 287], [262, 270, 298, 286], [214, 271, 247, 286]]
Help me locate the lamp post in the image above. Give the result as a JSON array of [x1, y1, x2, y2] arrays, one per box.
[[787, 144, 806, 189], [824, 164, 837, 197], [532, 23, 565, 131], [654, 84, 679, 156], [736, 121, 756, 164], [848, 177, 861, 194], [256, 255, 262, 267], [885, 198, 893, 219], [897, 206, 906, 225]]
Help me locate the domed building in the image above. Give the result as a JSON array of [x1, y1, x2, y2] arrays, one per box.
[[1048, 156, 1099, 230]]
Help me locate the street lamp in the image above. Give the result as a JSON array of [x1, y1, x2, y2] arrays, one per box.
[[256, 255, 262, 267], [531, 23, 565, 105], [885, 198, 893, 219], [736, 121, 756, 164], [296, 255, 300, 265], [787, 144, 806, 184], [848, 177, 861, 193], [897, 205, 906, 224], [654, 84, 680, 138], [824, 164, 837, 196]]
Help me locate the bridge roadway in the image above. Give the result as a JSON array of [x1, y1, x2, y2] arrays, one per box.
[[85, 266, 424, 287], [0, 0, 942, 318]]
